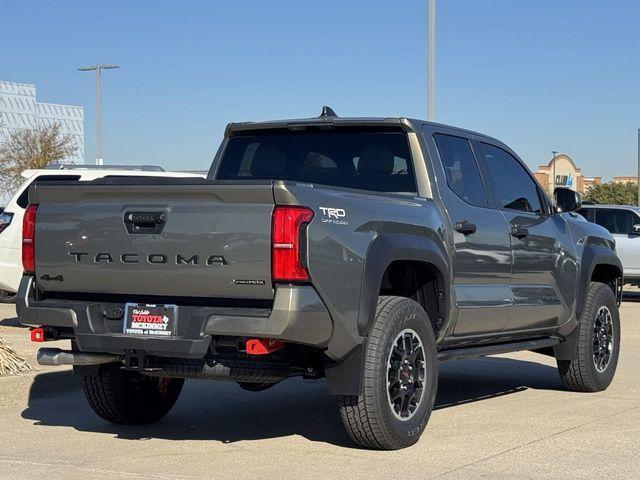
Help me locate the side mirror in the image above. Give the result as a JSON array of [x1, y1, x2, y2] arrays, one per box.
[[554, 187, 582, 213], [632, 224, 640, 235]]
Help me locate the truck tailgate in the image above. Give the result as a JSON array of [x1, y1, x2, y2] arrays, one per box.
[[31, 181, 275, 300]]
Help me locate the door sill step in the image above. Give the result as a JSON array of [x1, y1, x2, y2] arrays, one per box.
[[438, 337, 561, 362]]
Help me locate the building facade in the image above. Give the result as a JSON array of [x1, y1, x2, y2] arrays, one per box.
[[0, 81, 84, 164], [612, 176, 638, 185], [534, 154, 601, 195]]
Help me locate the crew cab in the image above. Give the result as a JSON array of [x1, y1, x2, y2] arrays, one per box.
[[18, 109, 622, 449]]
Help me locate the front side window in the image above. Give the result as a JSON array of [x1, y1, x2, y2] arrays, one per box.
[[476, 143, 543, 214], [433, 133, 487, 207], [216, 129, 417, 194], [577, 208, 595, 222], [595, 209, 638, 234]]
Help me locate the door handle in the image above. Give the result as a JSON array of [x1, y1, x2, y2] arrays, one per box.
[[455, 220, 477, 235], [510, 225, 529, 238]]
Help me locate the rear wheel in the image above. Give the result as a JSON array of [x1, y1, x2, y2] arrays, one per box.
[[557, 282, 620, 392], [338, 296, 438, 450], [81, 365, 184, 424], [0, 289, 16, 304]]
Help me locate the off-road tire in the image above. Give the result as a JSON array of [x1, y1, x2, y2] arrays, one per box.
[[338, 296, 438, 450], [81, 365, 184, 424], [557, 282, 620, 392]]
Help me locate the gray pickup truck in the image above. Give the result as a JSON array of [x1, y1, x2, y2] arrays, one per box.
[[18, 109, 622, 450]]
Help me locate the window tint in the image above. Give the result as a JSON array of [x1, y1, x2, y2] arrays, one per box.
[[216, 130, 417, 194], [577, 208, 595, 222], [595, 209, 638, 234], [16, 175, 81, 208], [433, 134, 487, 206], [476, 143, 542, 214]]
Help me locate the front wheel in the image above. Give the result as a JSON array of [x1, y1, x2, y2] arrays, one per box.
[[338, 296, 438, 450], [557, 282, 620, 392], [81, 365, 184, 424]]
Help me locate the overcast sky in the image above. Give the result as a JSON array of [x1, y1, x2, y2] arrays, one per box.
[[1, 0, 639, 178]]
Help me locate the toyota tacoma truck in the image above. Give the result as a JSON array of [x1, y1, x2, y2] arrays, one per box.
[[18, 108, 622, 450]]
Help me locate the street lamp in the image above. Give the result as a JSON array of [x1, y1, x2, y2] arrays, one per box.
[[427, 0, 436, 121], [551, 150, 559, 192], [78, 64, 119, 165]]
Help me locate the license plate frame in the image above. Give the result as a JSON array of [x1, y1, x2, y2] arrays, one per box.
[[123, 303, 178, 337]]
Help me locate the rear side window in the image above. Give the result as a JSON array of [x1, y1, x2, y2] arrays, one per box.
[[16, 175, 81, 208], [433, 133, 487, 207], [475, 143, 543, 214], [595, 209, 638, 234], [216, 130, 417, 194]]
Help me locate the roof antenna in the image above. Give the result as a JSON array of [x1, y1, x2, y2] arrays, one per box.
[[319, 106, 338, 118]]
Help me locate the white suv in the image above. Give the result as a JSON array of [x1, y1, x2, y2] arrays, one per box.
[[578, 204, 640, 284], [0, 166, 204, 303]]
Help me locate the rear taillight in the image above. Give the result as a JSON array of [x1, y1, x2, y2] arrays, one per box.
[[0, 211, 13, 234], [22, 204, 37, 275], [272, 206, 314, 282]]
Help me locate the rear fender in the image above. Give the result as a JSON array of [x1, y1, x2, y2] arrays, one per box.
[[357, 232, 450, 338], [325, 232, 449, 396]]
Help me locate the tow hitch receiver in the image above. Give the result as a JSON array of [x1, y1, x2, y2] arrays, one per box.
[[29, 326, 62, 343], [30, 327, 46, 343], [246, 338, 285, 355]]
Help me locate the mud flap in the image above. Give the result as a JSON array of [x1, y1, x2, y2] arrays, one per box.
[[553, 327, 579, 360], [324, 344, 364, 396]]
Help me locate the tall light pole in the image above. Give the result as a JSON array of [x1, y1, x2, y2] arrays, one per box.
[[551, 150, 558, 192], [637, 129, 640, 206], [427, 0, 436, 121], [78, 64, 119, 165]]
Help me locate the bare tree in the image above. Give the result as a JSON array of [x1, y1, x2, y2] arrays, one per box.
[[0, 122, 78, 195]]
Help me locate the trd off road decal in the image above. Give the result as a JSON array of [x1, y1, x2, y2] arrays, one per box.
[[319, 207, 348, 225]]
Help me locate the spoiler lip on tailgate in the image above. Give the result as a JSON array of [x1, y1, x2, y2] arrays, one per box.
[[27, 179, 275, 205]]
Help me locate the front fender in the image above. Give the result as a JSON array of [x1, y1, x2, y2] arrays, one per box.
[[576, 239, 622, 319], [555, 237, 622, 361]]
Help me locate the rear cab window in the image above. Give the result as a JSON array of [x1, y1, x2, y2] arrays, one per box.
[[214, 128, 418, 194]]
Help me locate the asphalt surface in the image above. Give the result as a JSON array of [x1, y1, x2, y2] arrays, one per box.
[[1, 298, 639, 480]]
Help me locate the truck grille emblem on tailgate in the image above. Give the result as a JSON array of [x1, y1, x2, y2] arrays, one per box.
[[68, 252, 227, 266]]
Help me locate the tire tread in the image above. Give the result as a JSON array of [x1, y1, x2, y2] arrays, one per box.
[[338, 295, 437, 449], [558, 282, 619, 392]]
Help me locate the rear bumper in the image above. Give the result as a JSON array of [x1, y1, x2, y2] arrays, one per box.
[[17, 277, 334, 358]]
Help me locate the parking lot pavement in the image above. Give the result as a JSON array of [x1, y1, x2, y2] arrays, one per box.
[[1, 300, 639, 480]]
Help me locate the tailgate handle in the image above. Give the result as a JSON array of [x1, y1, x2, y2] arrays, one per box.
[[124, 211, 167, 234]]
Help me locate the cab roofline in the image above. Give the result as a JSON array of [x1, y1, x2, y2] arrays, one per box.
[[224, 114, 503, 146], [225, 117, 411, 137]]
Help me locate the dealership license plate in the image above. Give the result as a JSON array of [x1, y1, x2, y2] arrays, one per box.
[[123, 304, 177, 337]]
